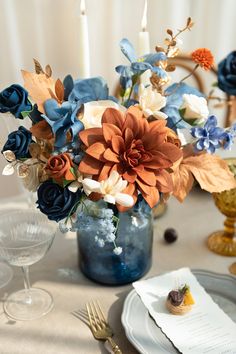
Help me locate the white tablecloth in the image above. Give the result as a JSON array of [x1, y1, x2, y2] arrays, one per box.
[[0, 189, 234, 354]]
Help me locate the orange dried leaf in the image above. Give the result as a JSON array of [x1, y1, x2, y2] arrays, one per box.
[[45, 64, 52, 78], [21, 70, 56, 113], [30, 120, 53, 140], [55, 79, 64, 103], [33, 58, 44, 74], [183, 154, 236, 193], [172, 159, 195, 202]]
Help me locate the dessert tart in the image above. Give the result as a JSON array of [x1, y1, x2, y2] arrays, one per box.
[[166, 284, 195, 315]]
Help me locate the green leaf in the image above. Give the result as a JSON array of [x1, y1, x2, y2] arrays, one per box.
[[70, 167, 76, 178], [212, 81, 218, 87], [178, 108, 186, 119], [62, 179, 72, 188]]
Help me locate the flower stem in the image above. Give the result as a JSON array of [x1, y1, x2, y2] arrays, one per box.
[[179, 64, 199, 83], [22, 266, 32, 304]]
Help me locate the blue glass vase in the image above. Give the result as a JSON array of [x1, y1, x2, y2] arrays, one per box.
[[76, 201, 153, 285]]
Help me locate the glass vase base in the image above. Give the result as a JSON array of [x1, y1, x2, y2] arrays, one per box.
[[0, 263, 13, 289], [207, 231, 236, 256], [4, 288, 54, 321]]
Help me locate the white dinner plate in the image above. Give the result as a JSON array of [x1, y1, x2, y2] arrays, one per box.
[[121, 269, 236, 354]]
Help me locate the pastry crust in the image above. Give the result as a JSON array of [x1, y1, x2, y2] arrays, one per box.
[[166, 298, 192, 315]]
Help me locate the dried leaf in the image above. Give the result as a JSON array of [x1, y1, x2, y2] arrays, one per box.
[[165, 64, 176, 72], [155, 46, 165, 52], [45, 64, 52, 78], [55, 79, 65, 103], [29, 143, 41, 158], [30, 120, 53, 140], [167, 29, 173, 36], [172, 154, 236, 202], [2, 164, 14, 176], [184, 155, 236, 193], [17, 164, 30, 178], [172, 159, 195, 202], [33, 58, 45, 74], [3, 150, 16, 162], [21, 70, 56, 113]]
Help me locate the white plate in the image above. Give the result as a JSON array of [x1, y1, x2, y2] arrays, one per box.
[[121, 270, 236, 354]]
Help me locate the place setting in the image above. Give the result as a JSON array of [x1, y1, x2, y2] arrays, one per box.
[[0, 0, 236, 353]]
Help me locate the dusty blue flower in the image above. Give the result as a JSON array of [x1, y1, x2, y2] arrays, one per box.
[[1, 126, 33, 159], [0, 84, 32, 119], [218, 51, 236, 95], [191, 116, 225, 153], [42, 99, 84, 148], [221, 123, 236, 149], [116, 38, 167, 84], [68, 76, 117, 105]]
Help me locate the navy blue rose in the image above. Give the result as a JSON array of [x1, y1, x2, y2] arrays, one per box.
[[37, 181, 81, 221], [1, 126, 33, 159], [0, 84, 32, 119], [218, 51, 236, 95]]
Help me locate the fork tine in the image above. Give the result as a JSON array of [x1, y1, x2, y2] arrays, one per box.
[[90, 301, 102, 329], [86, 303, 95, 331], [96, 300, 107, 324], [87, 302, 99, 330], [92, 301, 105, 328]]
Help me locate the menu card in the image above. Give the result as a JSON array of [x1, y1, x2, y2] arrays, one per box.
[[133, 268, 236, 354]]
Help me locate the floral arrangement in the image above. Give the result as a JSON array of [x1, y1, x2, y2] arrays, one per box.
[[1, 18, 236, 253]]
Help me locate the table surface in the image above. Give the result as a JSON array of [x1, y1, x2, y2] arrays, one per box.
[[0, 188, 235, 354]]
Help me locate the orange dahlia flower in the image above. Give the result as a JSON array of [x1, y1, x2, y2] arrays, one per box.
[[191, 48, 214, 70], [79, 107, 182, 209]]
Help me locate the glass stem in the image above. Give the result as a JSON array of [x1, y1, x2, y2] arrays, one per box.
[[224, 216, 236, 239], [22, 266, 32, 303]]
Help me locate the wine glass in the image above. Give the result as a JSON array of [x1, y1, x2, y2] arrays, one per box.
[[0, 210, 57, 320], [0, 261, 13, 288]]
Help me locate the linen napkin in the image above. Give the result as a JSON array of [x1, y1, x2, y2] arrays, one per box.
[[133, 268, 236, 354]]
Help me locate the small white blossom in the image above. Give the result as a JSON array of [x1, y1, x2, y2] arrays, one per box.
[[106, 233, 116, 242], [113, 247, 122, 255], [177, 128, 195, 146], [68, 171, 91, 193], [82, 171, 134, 207], [138, 84, 168, 119], [180, 94, 209, 123], [95, 236, 105, 248]]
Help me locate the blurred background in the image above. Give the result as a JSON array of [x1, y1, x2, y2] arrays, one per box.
[[0, 0, 236, 198]]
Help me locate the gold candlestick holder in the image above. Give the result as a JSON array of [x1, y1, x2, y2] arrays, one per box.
[[207, 158, 236, 260]]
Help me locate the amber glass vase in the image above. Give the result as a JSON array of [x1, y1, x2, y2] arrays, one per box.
[[207, 158, 236, 258]]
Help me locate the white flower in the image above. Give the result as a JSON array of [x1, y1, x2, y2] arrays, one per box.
[[113, 247, 122, 255], [68, 171, 91, 193], [82, 100, 126, 129], [180, 94, 209, 123], [82, 171, 134, 207], [138, 84, 168, 119], [177, 128, 195, 146]]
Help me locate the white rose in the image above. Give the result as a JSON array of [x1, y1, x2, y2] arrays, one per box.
[[180, 94, 209, 123], [138, 84, 168, 119], [82, 100, 126, 129]]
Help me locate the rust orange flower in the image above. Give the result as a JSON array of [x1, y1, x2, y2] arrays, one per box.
[[45, 153, 76, 184], [79, 106, 183, 209], [191, 48, 214, 70]]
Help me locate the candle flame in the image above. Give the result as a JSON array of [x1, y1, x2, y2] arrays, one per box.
[[80, 0, 86, 15], [141, 0, 148, 31]]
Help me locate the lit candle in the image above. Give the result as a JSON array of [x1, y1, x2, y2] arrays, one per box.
[[138, 0, 150, 56], [78, 0, 90, 78], [138, 0, 150, 86]]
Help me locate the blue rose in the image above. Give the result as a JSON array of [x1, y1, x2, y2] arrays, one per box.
[[218, 51, 236, 95], [1, 126, 33, 159], [0, 84, 32, 119], [37, 181, 81, 222]]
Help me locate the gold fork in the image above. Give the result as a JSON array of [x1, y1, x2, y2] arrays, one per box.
[[86, 301, 123, 354]]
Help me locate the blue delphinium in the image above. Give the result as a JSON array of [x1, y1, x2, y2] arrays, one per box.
[[191, 116, 225, 153], [221, 123, 236, 150], [116, 38, 167, 90]]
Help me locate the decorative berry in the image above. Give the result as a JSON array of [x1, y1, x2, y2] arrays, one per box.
[[168, 290, 184, 306], [164, 228, 178, 243]]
